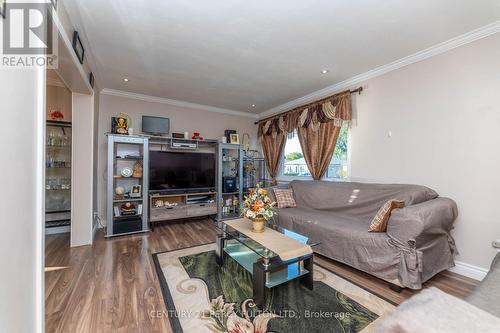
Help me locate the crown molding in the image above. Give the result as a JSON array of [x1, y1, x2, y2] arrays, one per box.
[[100, 88, 259, 119], [46, 77, 67, 88], [259, 20, 500, 119]]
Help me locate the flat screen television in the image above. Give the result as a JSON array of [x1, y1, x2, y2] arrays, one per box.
[[149, 151, 215, 192], [142, 116, 169, 136]]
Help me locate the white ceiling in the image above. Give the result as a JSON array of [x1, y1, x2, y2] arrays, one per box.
[[70, 0, 500, 114]]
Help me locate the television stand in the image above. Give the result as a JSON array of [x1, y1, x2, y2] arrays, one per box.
[[149, 191, 217, 230]]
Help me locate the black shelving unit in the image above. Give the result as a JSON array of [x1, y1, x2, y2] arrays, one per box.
[[217, 143, 243, 221], [106, 134, 149, 237]]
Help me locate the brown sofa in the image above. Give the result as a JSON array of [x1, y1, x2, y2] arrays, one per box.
[[270, 180, 458, 289]]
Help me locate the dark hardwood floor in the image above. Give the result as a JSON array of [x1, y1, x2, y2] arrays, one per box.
[[45, 219, 478, 332]]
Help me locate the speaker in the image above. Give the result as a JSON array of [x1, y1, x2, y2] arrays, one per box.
[[222, 177, 237, 193]]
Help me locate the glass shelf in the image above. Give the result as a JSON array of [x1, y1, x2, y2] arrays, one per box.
[[222, 212, 240, 219], [116, 156, 143, 161], [47, 145, 71, 148], [113, 198, 143, 203], [113, 214, 142, 220], [113, 175, 142, 179], [46, 220, 71, 228]]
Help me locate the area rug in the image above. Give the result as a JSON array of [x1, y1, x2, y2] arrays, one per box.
[[153, 243, 394, 333]]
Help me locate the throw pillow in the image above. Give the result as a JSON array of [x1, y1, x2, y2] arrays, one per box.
[[369, 199, 405, 232], [273, 188, 297, 209]]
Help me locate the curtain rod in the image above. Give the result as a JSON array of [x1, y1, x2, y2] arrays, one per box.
[[254, 87, 363, 125]]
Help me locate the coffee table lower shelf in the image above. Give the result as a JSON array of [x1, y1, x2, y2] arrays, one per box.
[[224, 241, 310, 288], [216, 234, 314, 308]]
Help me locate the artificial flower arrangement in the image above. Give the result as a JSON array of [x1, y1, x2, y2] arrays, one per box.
[[241, 184, 276, 232]]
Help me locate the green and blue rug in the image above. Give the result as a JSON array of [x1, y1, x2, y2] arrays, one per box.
[[153, 243, 394, 333]]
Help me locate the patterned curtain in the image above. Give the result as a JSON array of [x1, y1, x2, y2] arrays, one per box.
[[297, 121, 341, 180], [258, 90, 352, 181], [259, 130, 286, 185]]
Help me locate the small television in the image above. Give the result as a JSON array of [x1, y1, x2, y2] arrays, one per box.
[[149, 151, 215, 192], [142, 116, 169, 136]]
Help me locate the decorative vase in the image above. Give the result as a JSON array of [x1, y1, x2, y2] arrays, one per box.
[[251, 217, 266, 233]]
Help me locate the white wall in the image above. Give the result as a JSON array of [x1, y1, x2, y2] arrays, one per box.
[[71, 93, 95, 247], [350, 33, 500, 270], [96, 93, 258, 225], [0, 68, 45, 332]]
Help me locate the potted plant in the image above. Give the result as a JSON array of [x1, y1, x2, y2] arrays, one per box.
[[241, 185, 276, 233]]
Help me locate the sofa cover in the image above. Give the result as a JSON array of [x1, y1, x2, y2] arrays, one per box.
[[375, 252, 500, 332], [271, 180, 458, 289]]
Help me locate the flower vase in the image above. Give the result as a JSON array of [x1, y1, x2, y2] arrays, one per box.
[[251, 216, 266, 233]]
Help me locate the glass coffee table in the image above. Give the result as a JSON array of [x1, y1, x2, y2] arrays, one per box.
[[214, 219, 318, 308]]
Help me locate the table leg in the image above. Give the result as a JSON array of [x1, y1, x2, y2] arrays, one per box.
[[300, 256, 314, 290], [253, 261, 266, 308], [216, 234, 226, 266]]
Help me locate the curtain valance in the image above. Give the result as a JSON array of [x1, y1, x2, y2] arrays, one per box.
[[257, 90, 352, 138]]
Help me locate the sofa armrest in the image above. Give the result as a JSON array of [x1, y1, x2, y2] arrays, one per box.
[[387, 197, 458, 246], [375, 287, 500, 333]]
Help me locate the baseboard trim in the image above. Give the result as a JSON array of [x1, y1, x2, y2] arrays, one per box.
[[449, 261, 488, 281]]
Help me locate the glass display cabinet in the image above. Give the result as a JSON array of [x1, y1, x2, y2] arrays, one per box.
[[106, 134, 149, 237], [45, 120, 72, 233], [217, 143, 243, 221], [243, 153, 267, 195]]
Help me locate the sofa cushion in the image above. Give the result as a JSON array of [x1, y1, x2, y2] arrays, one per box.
[[273, 188, 297, 208], [274, 207, 394, 268], [289, 180, 438, 221], [369, 199, 405, 232]]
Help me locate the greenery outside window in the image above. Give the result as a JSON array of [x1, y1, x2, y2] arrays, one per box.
[[281, 124, 350, 180]]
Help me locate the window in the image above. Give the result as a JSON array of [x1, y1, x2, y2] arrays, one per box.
[[281, 124, 350, 180]]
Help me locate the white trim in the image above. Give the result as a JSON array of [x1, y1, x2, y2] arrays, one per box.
[[46, 77, 67, 88], [259, 21, 500, 119], [449, 261, 489, 281], [50, 7, 93, 94], [101, 88, 259, 119], [35, 66, 46, 333]]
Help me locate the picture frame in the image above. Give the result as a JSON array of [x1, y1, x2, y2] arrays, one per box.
[[72, 31, 85, 64], [224, 129, 236, 143], [0, 0, 6, 19], [130, 185, 142, 198], [89, 72, 95, 88], [111, 116, 128, 134], [229, 133, 240, 144], [113, 206, 120, 217]]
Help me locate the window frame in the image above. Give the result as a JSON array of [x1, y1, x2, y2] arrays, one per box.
[[277, 127, 352, 182]]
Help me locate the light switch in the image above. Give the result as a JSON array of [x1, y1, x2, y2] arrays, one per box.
[[388, 131, 392, 138]]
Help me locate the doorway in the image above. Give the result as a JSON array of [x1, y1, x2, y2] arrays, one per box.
[[45, 69, 73, 236]]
